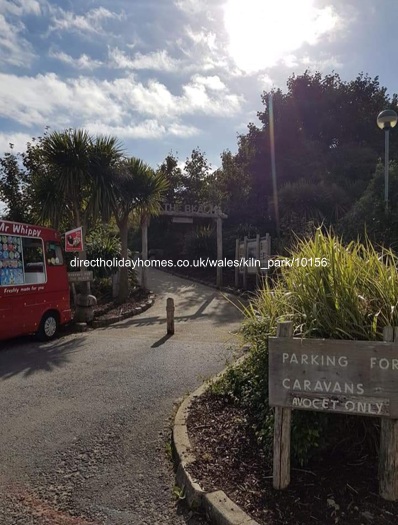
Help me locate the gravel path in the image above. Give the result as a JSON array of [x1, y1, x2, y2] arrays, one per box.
[[0, 269, 243, 525]]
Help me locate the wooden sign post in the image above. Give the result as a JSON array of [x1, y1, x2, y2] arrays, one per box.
[[269, 322, 398, 500], [273, 321, 293, 490], [379, 326, 398, 500]]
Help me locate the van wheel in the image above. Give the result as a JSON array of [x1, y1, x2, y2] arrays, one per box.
[[38, 312, 59, 341]]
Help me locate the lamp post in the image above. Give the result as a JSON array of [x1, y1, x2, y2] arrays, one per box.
[[377, 109, 398, 212]]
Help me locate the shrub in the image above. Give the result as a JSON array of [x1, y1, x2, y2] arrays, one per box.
[[183, 225, 216, 260], [86, 225, 122, 279], [214, 229, 398, 465]]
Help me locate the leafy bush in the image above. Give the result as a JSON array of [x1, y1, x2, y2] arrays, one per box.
[[214, 229, 398, 465], [339, 162, 398, 249], [183, 225, 217, 260], [86, 225, 122, 279]]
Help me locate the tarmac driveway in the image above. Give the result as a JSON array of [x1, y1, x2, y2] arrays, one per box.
[[0, 269, 243, 525]]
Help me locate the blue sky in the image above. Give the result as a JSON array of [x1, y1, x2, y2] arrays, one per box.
[[0, 0, 397, 173]]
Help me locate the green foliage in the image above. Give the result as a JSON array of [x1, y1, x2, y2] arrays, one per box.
[[213, 230, 398, 465], [182, 148, 211, 204], [157, 148, 215, 207], [0, 128, 123, 230], [172, 485, 186, 500], [86, 225, 121, 278], [277, 179, 350, 224], [204, 150, 251, 215], [0, 149, 31, 222], [89, 277, 113, 304], [251, 229, 398, 340], [230, 71, 397, 231], [111, 156, 168, 302], [157, 152, 184, 203], [340, 162, 398, 248], [113, 157, 168, 222], [183, 225, 216, 260]]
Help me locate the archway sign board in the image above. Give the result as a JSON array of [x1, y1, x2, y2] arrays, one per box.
[[140, 202, 227, 289], [269, 321, 398, 501], [160, 202, 227, 219]]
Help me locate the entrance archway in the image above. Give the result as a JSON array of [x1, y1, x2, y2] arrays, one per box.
[[141, 203, 228, 289]]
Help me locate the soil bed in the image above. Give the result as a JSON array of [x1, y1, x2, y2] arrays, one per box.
[[92, 287, 150, 321], [186, 392, 398, 525], [70, 287, 151, 324]]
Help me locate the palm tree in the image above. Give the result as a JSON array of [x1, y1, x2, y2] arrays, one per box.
[[36, 129, 123, 241], [88, 135, 124, 224], [39, 129, 91, 230], [30, 129, 123, 302], [112, 157, 168, 302]]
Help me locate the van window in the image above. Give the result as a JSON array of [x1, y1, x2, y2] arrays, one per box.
[[0, 236, 48, 286], [46, 242, 64, 266], [22, 238, 46, 284], [0, 235, 24, 285]]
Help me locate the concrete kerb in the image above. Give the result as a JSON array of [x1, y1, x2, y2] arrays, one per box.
[[172, 354, 261, 525]]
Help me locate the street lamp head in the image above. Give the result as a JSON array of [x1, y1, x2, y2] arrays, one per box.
[[377, 109, 398, 130]]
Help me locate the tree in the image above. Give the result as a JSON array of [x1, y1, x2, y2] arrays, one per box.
[[35, 129, 123, 236], [111, 157, 168, 302], [181, 148, 211, 204], [205, 150, 251, 219], [339, 161, 398, 248], [232, 71, 398, 231], [157, 152, 184, 203], [0, 147, 31, 222], [157, 148, 212, 205]]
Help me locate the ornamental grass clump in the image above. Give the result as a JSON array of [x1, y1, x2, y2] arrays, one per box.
[[249, 229, 398, 341], [217, 229, 398, 465]]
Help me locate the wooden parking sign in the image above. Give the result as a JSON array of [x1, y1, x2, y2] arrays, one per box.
[[269, 322, 398, 501], [68, 271, 93, 283]]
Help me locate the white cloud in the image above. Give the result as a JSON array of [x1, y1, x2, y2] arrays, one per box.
[[185, 27, 217, 50], [0, 14, 36, 67], [258, 73, 273, 89], [299, 54, 343, 70], [191, 75, 226, 91], [168, 122, 199, 137], [179, 76, 243, 115], [0, 73, 123, 127], [181, 27, 241, 76], [283, 55, 300, 68], [0, 0, 42, 16], [23, 0, 42, 15], [108, 44, 236, 78], [109, 48, 182, 72], [84, 120, 200, 140], [0, 72, 244, 134], [49, 50, 102, 70], [84, 120, 166, 140], [0, 132, 34, 154], [106, 75, 243, 119], [0, 0, 44, 67], [174, 0, 210, 15], [49, 6, 124, 35]]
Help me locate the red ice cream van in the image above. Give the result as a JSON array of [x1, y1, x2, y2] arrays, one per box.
[[0, 220, 72, 341]]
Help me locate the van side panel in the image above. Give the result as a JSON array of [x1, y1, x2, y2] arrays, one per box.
[[0, 220, 72, 341]]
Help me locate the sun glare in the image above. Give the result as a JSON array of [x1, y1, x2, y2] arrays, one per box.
[[224, 0, 338, 73]]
